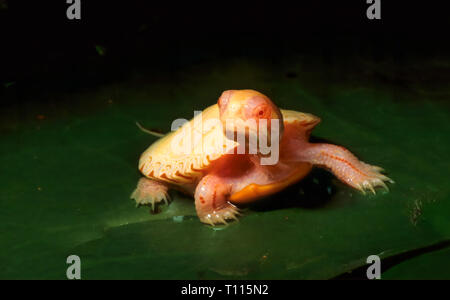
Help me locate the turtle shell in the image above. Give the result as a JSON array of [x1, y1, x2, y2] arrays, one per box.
[[138, 105, 320, 188], [138, 104, 239, 185]]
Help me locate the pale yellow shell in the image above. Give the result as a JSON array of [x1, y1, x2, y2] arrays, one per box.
[[138, 104, 319, 185], [138, 105, 238, 184]]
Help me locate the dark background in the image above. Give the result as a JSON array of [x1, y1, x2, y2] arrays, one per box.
[[1, 0, 449, 102]]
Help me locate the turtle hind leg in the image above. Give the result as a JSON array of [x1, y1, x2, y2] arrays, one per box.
[[194, 175, 240, 226], [131, 177, 171, 212]]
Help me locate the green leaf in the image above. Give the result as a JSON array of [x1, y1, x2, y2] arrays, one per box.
[[383, 247, 450, 280], [0, 57, 449, 279]]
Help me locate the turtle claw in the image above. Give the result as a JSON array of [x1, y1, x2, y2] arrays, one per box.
[[356, 183, 366, 195], [199, 203, 241, 226], [218, 216, 228, 225], [230, 214, 240, 222], [356, 182, 376, 195], [131, 178, 171, 213], [352, 163, 394, 195], [373, 178, 389, 192], [162, 193, 171, 206], [371, 165, 385, 172], [377, 174, 394, 184], [376, 179, 389, 192], [205, 218, 215, 226], [364, 181, 376, 195]]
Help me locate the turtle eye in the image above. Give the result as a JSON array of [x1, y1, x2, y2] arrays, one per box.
[[253, 105, 271, 119], [243, 96, 272, 120]]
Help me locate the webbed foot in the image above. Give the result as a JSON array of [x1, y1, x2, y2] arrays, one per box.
[[194, 174, 241, 225], [353, 161, 394, 194], [198, 202, 241, 226], [131, 177, 171, 212]]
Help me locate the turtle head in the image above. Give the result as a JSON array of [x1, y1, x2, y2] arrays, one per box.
[[218, 90, 284, 148]]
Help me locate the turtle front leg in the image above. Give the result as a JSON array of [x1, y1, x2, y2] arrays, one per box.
[[194, 174, 240, 225], [131, 177, 170, 212], [299, 143, 394, 194]]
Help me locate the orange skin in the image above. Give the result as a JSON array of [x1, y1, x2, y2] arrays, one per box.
[[132, 90, 393, 225]]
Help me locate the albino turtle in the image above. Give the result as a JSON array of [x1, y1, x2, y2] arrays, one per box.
[[131, 90, 393, 225]]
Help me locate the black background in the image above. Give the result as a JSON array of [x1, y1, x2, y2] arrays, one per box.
[[1, 0, 449, 100]]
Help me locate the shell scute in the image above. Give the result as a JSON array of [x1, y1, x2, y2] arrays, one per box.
[[138, 105, 238, 184]]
